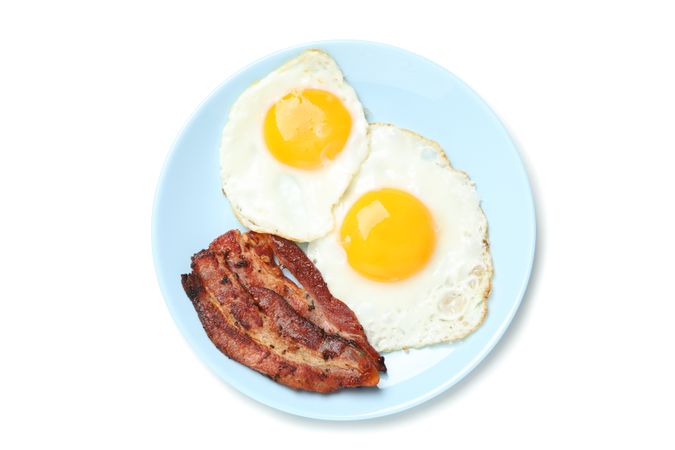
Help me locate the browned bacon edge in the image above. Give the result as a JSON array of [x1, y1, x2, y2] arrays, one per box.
[[181, 230, 384, 393]]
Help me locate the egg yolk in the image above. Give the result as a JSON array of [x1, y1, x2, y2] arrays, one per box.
[[263, 89, 351, 170], [340, 188, 436, 282]]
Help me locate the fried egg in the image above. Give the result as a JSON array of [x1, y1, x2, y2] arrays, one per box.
[[220, 50, 369, 241], [307, 124, 493, 352]]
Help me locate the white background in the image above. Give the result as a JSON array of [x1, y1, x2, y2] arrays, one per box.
[[2, 1, 674, 448]]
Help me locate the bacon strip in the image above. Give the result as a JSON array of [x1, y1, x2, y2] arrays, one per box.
[[181, 231, 384, 392], [268, 234, 386, 371]]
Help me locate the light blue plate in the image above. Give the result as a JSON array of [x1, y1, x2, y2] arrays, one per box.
[[152, 40, 535, 420]]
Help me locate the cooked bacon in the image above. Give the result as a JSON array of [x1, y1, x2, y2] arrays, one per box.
[[181, 230, 384, 392]]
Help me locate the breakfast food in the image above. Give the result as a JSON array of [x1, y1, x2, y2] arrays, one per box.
[[181, 230, 385, 392], [220, 50, 369, 242], [307, 124, 493, 352], [182, 49, 496, 392]]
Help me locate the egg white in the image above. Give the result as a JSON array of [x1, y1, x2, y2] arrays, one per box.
[[220, 50, 369, 242], [306, 124, 493, 352]]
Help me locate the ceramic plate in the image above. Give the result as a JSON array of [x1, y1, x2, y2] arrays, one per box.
[[152, 40, 535, 420]]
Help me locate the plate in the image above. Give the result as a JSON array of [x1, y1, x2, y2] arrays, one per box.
[[152, 40, 535, 420]]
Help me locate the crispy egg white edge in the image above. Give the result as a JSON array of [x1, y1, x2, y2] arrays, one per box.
[[220, 49, 370, 242], [307, 123, 493, 352]]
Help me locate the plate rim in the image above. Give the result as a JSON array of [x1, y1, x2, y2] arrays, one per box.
[[151, 39, 536, 421]]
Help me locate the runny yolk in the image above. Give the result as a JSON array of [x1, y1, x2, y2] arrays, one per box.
[[340, 188, 436, 282], [263, 89, 352, 170]]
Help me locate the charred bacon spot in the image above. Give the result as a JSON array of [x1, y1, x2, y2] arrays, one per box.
[[221, 276, 229, 284], [322, 350, 336, 360], [279, 362, 296, 374], [234, 260, 248, 268], [181, 274, 201, 300]]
